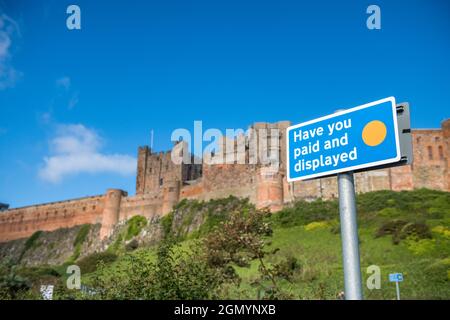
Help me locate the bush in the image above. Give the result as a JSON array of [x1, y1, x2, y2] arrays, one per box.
[[160, 213, 174, 238], [375, 220, 407, 241], [125, 239, 139, 252], [375, 220, 431, 245], [20, 231, 44, 262], [74, 224, 91, 247], [397, 222, 432, 241], [70, 224, 91, 262], [92, 240, 231, 299], [24, 231, 43, 252], [304, 221, 330, 231], [432, 226, 450, 239], [274, 199, 338, 227], [126, 216, 147, 240], [272, 256, 301, 281], [405, 238, 436, 256], [77, 252, 118, 274]]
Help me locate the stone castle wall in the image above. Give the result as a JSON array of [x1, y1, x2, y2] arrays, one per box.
[[0, 195, 105, 242], [0, 119, 448, 243]]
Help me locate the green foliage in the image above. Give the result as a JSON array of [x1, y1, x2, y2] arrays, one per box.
[[304, 221, 331, 231], [91, 239, 231, 299], [376, 220, 432, 245], [404, 238, 436, 256], [25, 231, 43, 251], [398, 222, 432, 241], [0, 261, 31, 299], [375, 220, 408, 242], [76, 251, 118, 274], [3, 189, 450, 300], [274, 199, 338, 228], [160, 213, 174, 238], [107, 233, 123, 254], [125, 239, 139, 252], [204, 207, 295, 299], [69, 224, 91, 262], [125, 215, 147, 240], [357, 188, 450, 219], [19, 230, 44, 262], [163, 196, 253, 240], [74, 224, 91, 247]]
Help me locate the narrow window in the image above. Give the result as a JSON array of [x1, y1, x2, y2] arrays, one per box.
[[159, 178, 163, 186], [438, 146, 444, 160], [428, 146, 433, 160]]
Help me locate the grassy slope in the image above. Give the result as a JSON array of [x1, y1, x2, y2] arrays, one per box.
[[82, 189, 449, 300], [233, 225, 449, 299]]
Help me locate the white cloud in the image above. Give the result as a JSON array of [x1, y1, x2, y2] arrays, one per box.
[[68, 91, 79, 109], [0, 14, 21, 90], [55, 76, 79, 109], [39, 124, 136, 183], [56, 76, 71, 90]]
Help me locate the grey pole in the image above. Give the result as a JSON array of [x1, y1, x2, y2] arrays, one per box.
[[338, 172, 363, 300], [395, 282, 401, 300]]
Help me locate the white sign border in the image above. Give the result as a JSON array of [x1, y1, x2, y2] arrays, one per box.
[[286, 96, 401, 182]]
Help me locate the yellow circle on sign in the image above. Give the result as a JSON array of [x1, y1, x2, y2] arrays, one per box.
[[362, 120, 387, 147]]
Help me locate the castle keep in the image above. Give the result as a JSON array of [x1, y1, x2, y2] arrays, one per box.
[[0, 119, 449, 243]]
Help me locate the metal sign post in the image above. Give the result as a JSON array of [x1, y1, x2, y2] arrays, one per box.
[[389, 273, 403, 300], [337, 172, 363, 300], [395, 282, 401, 300]]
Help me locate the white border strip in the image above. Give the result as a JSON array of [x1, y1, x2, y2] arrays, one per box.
[[286, 96, 401, 182]]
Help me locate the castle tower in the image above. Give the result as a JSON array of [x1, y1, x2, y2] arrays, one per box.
[[162, 180, 180, 215], [100, 189, 126, 239], [256, 166, 284, 212], [136, 146, 150, 195]]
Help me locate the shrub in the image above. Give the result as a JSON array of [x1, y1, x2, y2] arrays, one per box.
[[375, 220, 407, 240], [160, 213, 174, 238], [24, 231, 43, 252], [377, 207, 403, 218], [405, 238, 436, 256], [92, 240, 231, 299], [20, 231, 43, 262], [274, 199, 338, 227], [70, 224, 91, 262], [397, 222, 432, 241], [272, 256, 301, 281], [304, 221, 330, 231], [77, 252, 118, 274], [125, 216, 147, 240], [74, 224, 91, 247], [432, 226, 450, 239], [125, 239, 139, 252]]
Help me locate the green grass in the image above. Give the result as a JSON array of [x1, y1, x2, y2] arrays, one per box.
[[96, 189, 450, 299], [7, 189, 450, 299]]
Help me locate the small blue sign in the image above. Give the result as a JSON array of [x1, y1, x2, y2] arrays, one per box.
[[286, 97, 401, 181], [389, 273, 403, 282]]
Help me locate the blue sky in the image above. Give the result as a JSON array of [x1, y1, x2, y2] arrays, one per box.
[[0, 0, 449, 208]]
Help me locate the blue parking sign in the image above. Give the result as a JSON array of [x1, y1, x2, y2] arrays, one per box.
[[286, 97, 401, 181], [389, 273, 403, 282]]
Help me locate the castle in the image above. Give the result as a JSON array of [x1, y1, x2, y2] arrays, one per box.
[[0, 119, 449, 243]]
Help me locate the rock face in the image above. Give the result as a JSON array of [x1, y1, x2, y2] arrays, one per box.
[[0, 224, 102, 267], [1, 119, 449, 243], [0, 196, 252, 268]]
